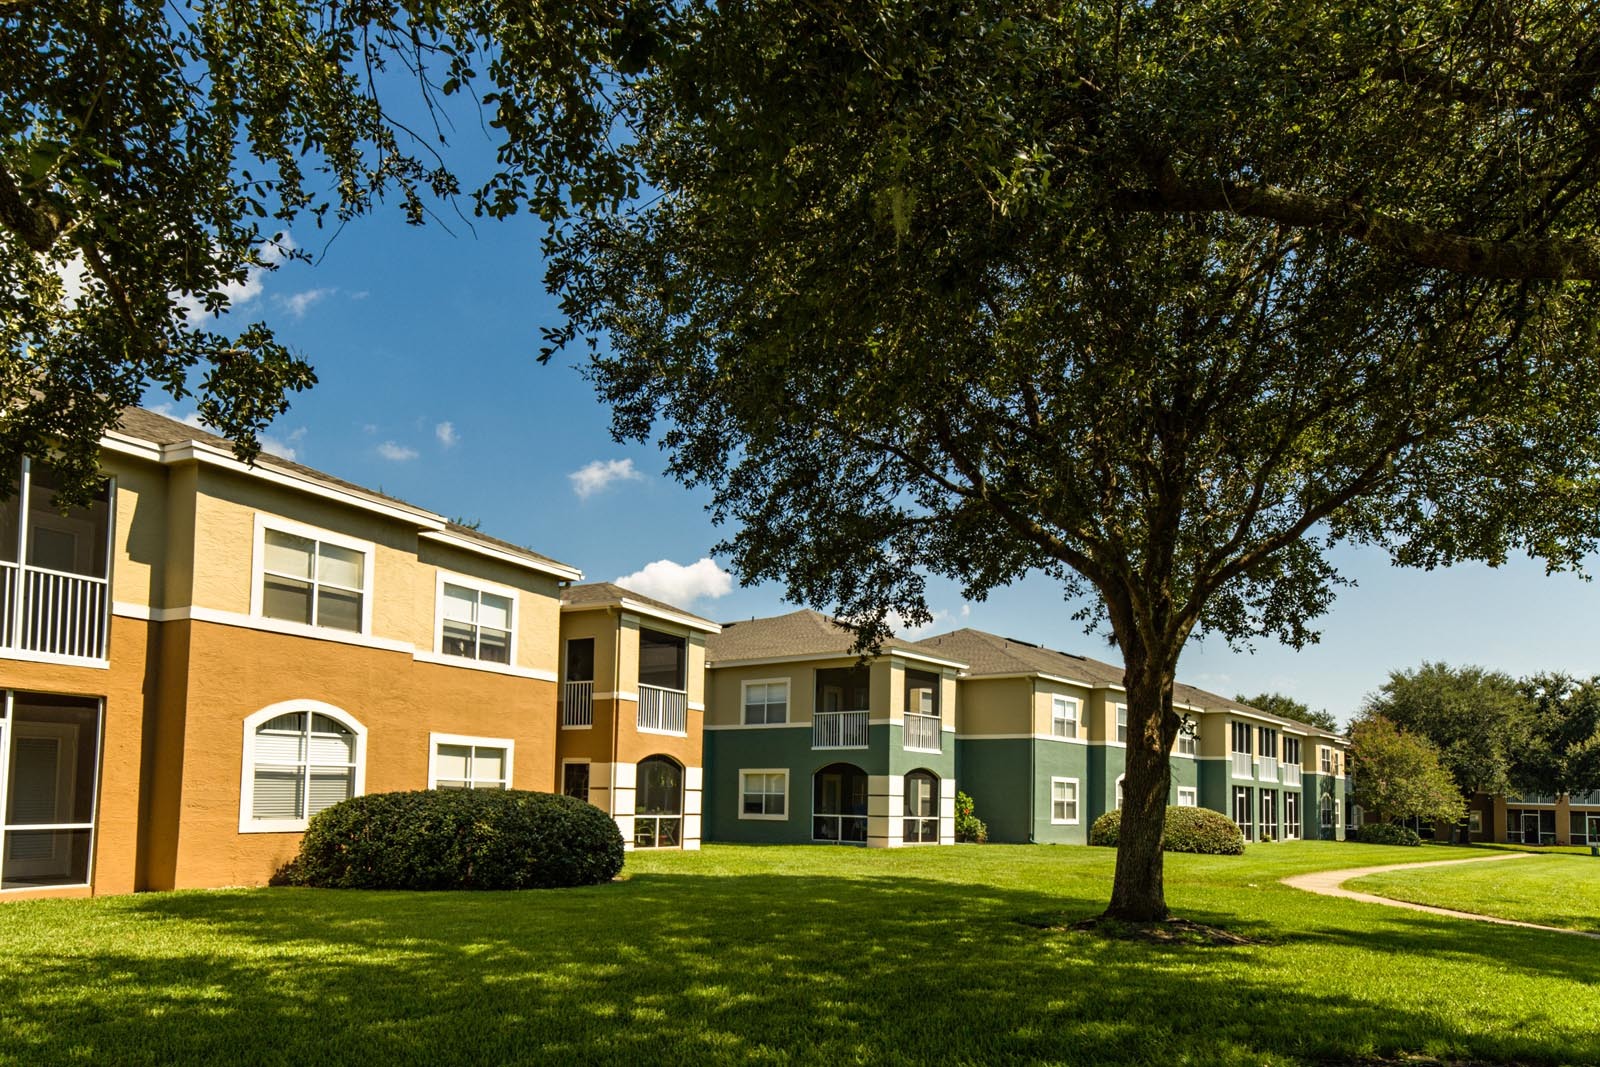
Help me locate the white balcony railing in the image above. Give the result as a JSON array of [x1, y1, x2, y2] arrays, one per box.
[[637, 683, 688, 735], [813, 709, 870, 749], [1283, 764, 1302, 787], [562, 680, 594, 727], [1231, 751, 1253, 778], [1258, 756, 1279, 783], [2, 562, 109, 660], [903, 712, 941, 752]]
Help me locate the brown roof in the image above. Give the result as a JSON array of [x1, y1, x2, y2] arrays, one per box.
[[706, 609, 964, 666], [561, 582, 721, 631], [114, 406, 579, 576], [913, 627, 1337, 736]]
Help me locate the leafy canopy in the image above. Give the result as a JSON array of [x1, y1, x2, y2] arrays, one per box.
[[1362, 662, 1525, 797], [1512, 674, 1600, 799], [1348, 715, 1467, 827]]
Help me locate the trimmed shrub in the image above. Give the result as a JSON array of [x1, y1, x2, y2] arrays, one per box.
[[954, 791, 988, 843], [274, 789, 625, 890], [1088, 806, 1246, 855], [1349, 822, 1423, 847]]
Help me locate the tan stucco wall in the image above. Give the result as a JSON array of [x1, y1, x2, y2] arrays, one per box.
[[955, 677, 1033, 736], [105, 455, 170, 609]]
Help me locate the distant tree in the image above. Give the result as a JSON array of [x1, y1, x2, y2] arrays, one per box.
[[1236, 692, 1340, 733], [1512, 674, 1600, 799], [1363, 664, 1524, 799], [1349, 715, 1467, 827], [552, 2, 1600, 921]]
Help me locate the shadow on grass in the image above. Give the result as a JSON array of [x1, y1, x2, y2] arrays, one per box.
[[2, 870, 1596, 1066]]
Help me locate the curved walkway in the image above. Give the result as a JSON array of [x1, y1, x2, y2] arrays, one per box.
[[1283, 851, 1600, 940]]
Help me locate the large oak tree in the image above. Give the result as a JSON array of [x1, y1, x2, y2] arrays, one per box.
[[549, 1, 1600, 920]]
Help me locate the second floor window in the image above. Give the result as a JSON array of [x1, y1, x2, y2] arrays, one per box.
[[1051, 696, 1079, 738], [1257, 726, 1279, 760], [440, 581, 514, 664], [1176, 724, 1197, 756], [638, 628, 687, 690], [1320, 746, 1334, 774], [1284, 736, 1302, 766], [1115, 703, 1128, 743], [744, 680, 789, 724], [1232, 721, 1252, 754], [258, 524, 367, 633]]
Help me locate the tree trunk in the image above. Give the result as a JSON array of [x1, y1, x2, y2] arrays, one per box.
[[1103, 657, 1178, 922]]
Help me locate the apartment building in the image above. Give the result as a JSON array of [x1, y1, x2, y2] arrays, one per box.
[[0, 407, 590, 899], [556, 582, 720, 850]]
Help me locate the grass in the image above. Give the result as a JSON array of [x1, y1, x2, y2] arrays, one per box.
[[1462, 840, 1598, 857], [2, 842, 1598, 1066], [1348, 853, 1600, 933]]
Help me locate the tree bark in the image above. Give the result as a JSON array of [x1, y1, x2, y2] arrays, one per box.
[[1103, 650, 1177, 922]]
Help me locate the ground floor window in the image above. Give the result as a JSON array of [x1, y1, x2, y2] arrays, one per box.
[[1233, 786, 1253, 841], [1051, 778, 1080, 824], [813, 762, 868, 843], [1283, 792, 1299, 839], [1259, 789, 1279, 841], [1572, 810, 1600, 845], [634, 755, 683, 848], [740, 769, 788, 819], [1, 692, 102, 891], [561, 761, 590, 803], [1319, 793, 1335, 832], [1176, 787, 1197, 807], [903, 770, 939, 843], [241, 702, 365, 832], [429, 734, 512, 790], [1506, 807, 1556, 845]]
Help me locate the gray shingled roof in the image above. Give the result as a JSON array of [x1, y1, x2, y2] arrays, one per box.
[[561, 582, 720, 630], [115, 407, 578, 574], [706, 609, 964, 665]]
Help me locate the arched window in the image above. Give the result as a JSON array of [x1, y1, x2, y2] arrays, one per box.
[[903, 770, 939, 843], [240, 702, 366, 833], [812, 763, 868, 843], [635, 755, 683, 848], [1115, 774, 1125, 810]]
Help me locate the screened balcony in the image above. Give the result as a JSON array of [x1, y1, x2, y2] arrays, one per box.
[[637, 628, 688, 735], [0, 463, 113, 662], [814, 665, 871, 749]]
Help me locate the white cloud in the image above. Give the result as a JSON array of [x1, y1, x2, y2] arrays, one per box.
[[435, 421, 458, 448], [277, 287, 333, 319], [890, 608, 953, 640], [614, 558, 733, 605], [569, 457, 644, 499], [377, 441, 419, 462]]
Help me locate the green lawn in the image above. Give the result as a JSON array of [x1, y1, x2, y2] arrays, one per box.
[[3, 842, 1598, 1066], [1348, 853, 1600, 934]]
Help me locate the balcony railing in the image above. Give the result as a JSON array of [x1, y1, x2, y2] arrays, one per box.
[[1283, 764, 1302, 787], [562, 680, 594, 727], [1230, 751, 1253, 778], [813, 709, 869, 749], [1258, 756, 1279, 783], [903, 712, 941, 752], [1, 562, 109, 660], [637, 683, 688, 735]]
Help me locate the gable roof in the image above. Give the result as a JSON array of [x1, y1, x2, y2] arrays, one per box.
[[706, 609, 965, 668], [110, 406, 581, 581], [561, 582, 721, 633]]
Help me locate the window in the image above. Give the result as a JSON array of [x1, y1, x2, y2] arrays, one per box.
[[438, 578, 515, 664], [634, 755, 683, 848], [255, 520, 370, 633], [240, 702, 365, 832], [1257, 726, 1279, 760], [1051, 778, 1080, 824], [740, 769, 788, 819], [1283, 792, 1300, 839], [813, 762, 868, 843], [905, 670, 939, 717], [903, 770, 939, 843], [1115, 703, 1128, 743], [562, 761, 590, 803], [1284, 736, 1302, 766], [1176, 722, 1197, 756], [1234, 786, 1254, 840], [1232, 721, 1252, 754], [1115, 775, 1125, 810], [1259, 790, 1279, 840], [1051, 696, 1079, 738], [1177, 787, 1197, 807], [1319, 793, 1335, 830], [1, 692, 102, 891], [430, 734, 512, 790], [638, 629, 687, 691], [743, 680, 789, 725], [816, 667, 871, 714], [1320, 746, 1333, 775], [566, 638, 595, 683]]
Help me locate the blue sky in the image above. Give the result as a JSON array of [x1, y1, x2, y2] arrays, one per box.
[[149, 136, 1600, 728]]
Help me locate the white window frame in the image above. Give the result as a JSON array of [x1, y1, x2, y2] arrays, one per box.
[[433, 571, 520, 666], [1050, 695, 1079, 738], [1177, 787, 1198, 807], [1114, 703, 1128, 744], [1115, 773, 1126, 810], [741, 678, 791, 726], [1176, 724, 1197, 756], [250, 515, 376, 635], [428, 732, 515, 790], [1050, 777, 1080, 825], [238, 700, 367, 834], [560, 758, 592, 803], [738, 767, 790, 820]]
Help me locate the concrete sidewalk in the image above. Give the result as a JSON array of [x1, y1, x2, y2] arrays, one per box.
[[1282, 851, 1600, 940]]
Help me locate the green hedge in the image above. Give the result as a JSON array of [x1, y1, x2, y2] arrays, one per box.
[[273, 789, 625, 890], [1088, 806, 1246, 855], [1349, 822, 1423, 847]]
